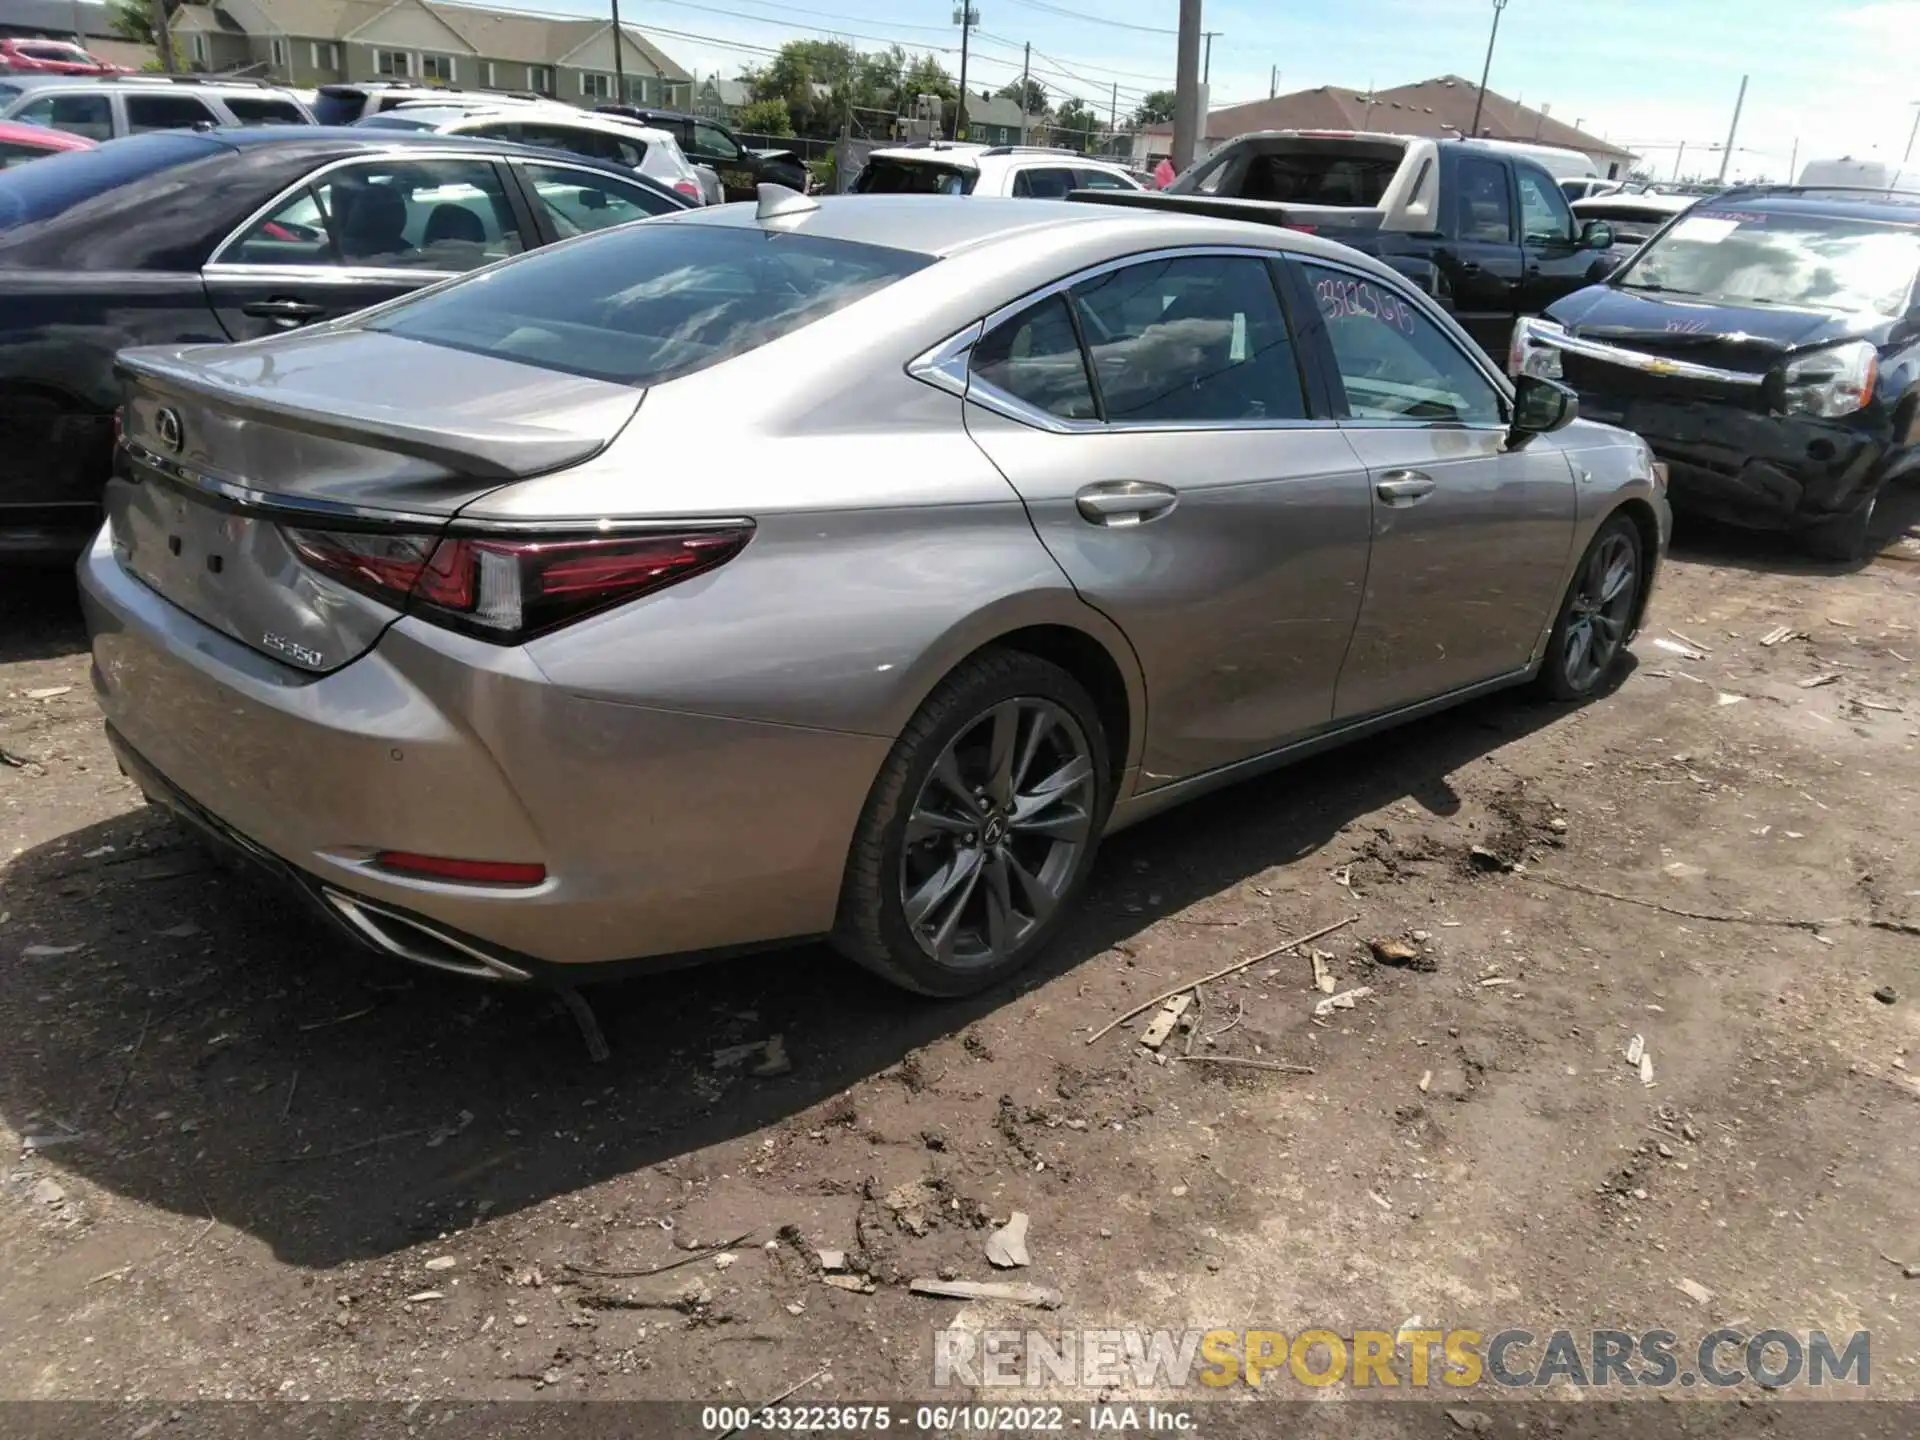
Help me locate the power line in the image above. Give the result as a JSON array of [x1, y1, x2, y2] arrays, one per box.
[[1000, 0, 1177, 35]]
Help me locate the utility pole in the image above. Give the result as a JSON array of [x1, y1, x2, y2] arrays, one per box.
[[1905, 101, 1920, 164], [1468, 0, 1510, 139], [1672, 140, 1686, 181], [1203, 30, 1219, 84], [953, 3, 978, 141], [1789, 135, 1800, 181], [1109, 81, 1118, 151], [1171, 0, 1202, 171], [610, 0, 626, 103], [1020, 41, 1031, 145], [149, 0, 175, 71], [1269, 65, 1277, 99], [1716, 73, 1747, 184]]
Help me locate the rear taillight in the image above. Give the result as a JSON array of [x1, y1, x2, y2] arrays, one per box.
[[673, 178, 702, 201], [374, 851, 546, 886], [282, 524, 752, 642]]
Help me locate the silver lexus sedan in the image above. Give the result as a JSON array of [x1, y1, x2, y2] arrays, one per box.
[[80, 189, 1669, 997]]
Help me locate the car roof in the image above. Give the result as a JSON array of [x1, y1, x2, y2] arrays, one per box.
[[201, 125, 685, 190], [865, 144, 1129, 170], [0, 72, 286, 93], [654, 191, 1376, 265], [1710, 188, 1920, 225], [378, 104, 671, 140]]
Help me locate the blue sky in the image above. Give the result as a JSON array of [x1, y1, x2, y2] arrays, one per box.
[[509, 0, 1919, 179]]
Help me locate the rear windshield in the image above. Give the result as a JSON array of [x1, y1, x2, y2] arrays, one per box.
[[1618, 208, 1920, 316], [309, 91, 366, 126], [355, 114, 433, 130], [852, 158, 977, 196], [1176, 143, 1404, 205], [367, 221, 934, 386], [0, 83, 23, 106], [0, 130, 221, 228]]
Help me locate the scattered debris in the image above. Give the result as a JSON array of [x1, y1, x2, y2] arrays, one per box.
[[557, 986, 611, 1063], [908, 1278, 1062, 1309], [1716, 692, 1747, 707], [1086, 915, 1358, 1045], [1675, 1277, 1715, 1306], [1876, 987, 1898, 1006], [1855, 697, 1903, 713], [1139, 994, 1193, 1051], [21, 943, 82, 958], [1759, 626, 1800, 647], [31, 1178, 66, 1207], [1640, 1054, 1656, 1087], [713, 1252, 738, 1271], [1368, 936, 1420, 966], [712, 1041, 766, 1069], [1418, 1070, 1432, 1093], [1626, 1034, 1645, 1067], [1879, 1252, 1920, 1280], [1176, 1055, 1315, 1076], [1314, 985, 1373, 1018], [817, 1249, 847, 1273], [822, 1274, 875, 1294], [1652, 638, 1708, 661], [1444, 1408, 1493, 1435], [1310, 949, 1336, 994], [405, 1290, 444, 1303], [753, 1035, 793, 1078], [157, 922, 201, 939], [25, 686, 72, 700], [1666, 628, 1713, 654], [985, 1212, 1031, 1269], [1799, 673, 1843, 689], [1479, 976, 1513, 989], [718, 1368, 832, 1440], [423, 1256, 458, 1272], [1663, 861, 1707, 881], [296, 1004, 376, 1033], [1468, 846, 1514, 873], [563, 1233, 752, 1281]]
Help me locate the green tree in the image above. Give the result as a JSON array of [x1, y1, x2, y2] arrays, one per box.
[[998, 77, 1047, 118], [744, 39, 858, 136], [856, 44, 907, 116], [1051, 97, 1098, 150], [735, 97, 794, 138], [902, 52, 957, 131], [1131, 89, 1175, 128]]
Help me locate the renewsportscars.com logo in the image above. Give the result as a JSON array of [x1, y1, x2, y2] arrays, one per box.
[[933, 1328, 1871, 1391]]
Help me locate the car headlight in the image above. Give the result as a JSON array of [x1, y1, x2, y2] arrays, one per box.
[[1776, 339, 1878, 418], [1510, 317, 1565, 380]]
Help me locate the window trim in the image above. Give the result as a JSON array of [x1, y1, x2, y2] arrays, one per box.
[[418, 52, 455, 83], [581, 71, 614, 100], [528, 64, 551, 92], [910, 244, 1340, 436], [204, 149, 520, 269], [1285, 252, 1514, 431], [270, 37, 288, 68], [373, 48, 412, 78]]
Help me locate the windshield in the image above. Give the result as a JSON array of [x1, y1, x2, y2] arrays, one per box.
[[1616, 208, 1920, 315], [367, 222, 933, 386], [0, 83, 22, 106], [309, 92, 365, 126], [1172, 141, 1407, 203], [852, 158, 976, 195], [354, 114, 434, 130]]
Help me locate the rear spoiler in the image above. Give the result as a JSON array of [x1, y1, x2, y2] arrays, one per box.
[[115, 344, 635, 482], [1065, 188, 1385, 234]]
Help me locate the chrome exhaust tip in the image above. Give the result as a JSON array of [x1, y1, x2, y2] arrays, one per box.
[[320, 888, 532, 984]]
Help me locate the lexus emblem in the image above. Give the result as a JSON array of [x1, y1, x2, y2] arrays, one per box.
[[155, 406, 184, 454]]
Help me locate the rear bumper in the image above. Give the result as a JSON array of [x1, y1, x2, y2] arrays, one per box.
[[79, 527, 888, 972]]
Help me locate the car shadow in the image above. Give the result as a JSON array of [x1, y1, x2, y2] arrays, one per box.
[[1664, 476, 1920, 577], [0, 568, 89, 664], [0, 672, 1602, 1269]]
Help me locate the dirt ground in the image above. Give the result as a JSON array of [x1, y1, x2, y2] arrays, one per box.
[[1, 501, 1918, 1431]]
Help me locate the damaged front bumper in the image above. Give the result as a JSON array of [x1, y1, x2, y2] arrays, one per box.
[[1513, 318, 1899, 532]]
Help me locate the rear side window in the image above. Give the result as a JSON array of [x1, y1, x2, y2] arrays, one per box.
[[971, 294, 1096, 420], [853, 158, 975, 195], [0, 130, 218, 227], [1073, 254, 1308, 424], [367, 223, 933, 386], [309, 91, 366, 126], [1299, 260, 1502, 425], [1011, 167, 1076, 199], [126, 93, 218, 132], [225, 97, 308, 125], [520, 160, 677, 235], [1456, 157, 1514, 242], [13, 93, 112, 141]]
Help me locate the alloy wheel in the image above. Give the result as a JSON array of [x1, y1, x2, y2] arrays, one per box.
[[898, 697, 1095, 969], [1563, 530, 1638, 691]]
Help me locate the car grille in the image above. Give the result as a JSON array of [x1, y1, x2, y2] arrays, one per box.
[[1561, 351, 1767, 410]]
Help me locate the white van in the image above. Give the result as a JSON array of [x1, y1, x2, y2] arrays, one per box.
[[1797, 156, 1920, 192], [1469, 138, 1599, 181]]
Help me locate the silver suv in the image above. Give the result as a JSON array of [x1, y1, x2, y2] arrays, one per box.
[[0, 73, 312, 141]]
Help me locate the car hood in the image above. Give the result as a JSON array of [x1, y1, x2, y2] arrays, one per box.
[[1547, 284, 1896, 357]]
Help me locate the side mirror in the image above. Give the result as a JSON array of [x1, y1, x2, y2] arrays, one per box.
[[1511, 374, 1579, 438], [1580, 219, 1615, 251]]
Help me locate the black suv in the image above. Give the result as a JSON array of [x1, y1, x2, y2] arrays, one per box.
[[594, 105, 806, 199], [1516, 184, 1920, 560]]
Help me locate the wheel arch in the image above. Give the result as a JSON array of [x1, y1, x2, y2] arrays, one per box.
[[1607, 496, 1664, 638]]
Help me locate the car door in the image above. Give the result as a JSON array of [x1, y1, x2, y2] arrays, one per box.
[[1514, 163, 1602, 315], [1439, 152, 1524, 357], [201, 154, 533, 342], [507, 157, 683, 242], [1288, 256, 1577, 720], [8, 90, 113, 141], [691, 118, 755, 199], [960, 250, 1375, 785]]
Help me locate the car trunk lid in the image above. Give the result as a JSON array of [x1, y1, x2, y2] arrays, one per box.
[[109, 329, 644, 674]]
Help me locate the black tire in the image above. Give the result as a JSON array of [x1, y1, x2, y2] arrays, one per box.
[[1535, 512, 1645, 702], [1800, 489, 1878, 564], [832, 648, 1112, 997]]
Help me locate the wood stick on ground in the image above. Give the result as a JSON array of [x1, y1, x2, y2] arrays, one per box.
[[271, 1127, 427, 1164], [1528, 872, 1844, 930], [281, 1069, 300, 1122], [1176, 1054, 1315, 1075], [1086, 915, 1359, 1046], [107, 1005, 153, 1116], [563, 1232, 753, 1281], [719, 1366, 830, 1440]]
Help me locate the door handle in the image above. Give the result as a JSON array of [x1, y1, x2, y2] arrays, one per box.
[[1375, 470, 1437, 505], [1075, 480, 1178, 527], [241, 298, 327, 326]]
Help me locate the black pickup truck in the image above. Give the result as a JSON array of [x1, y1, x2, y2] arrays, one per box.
[[1072, 131, 1620, 358]]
